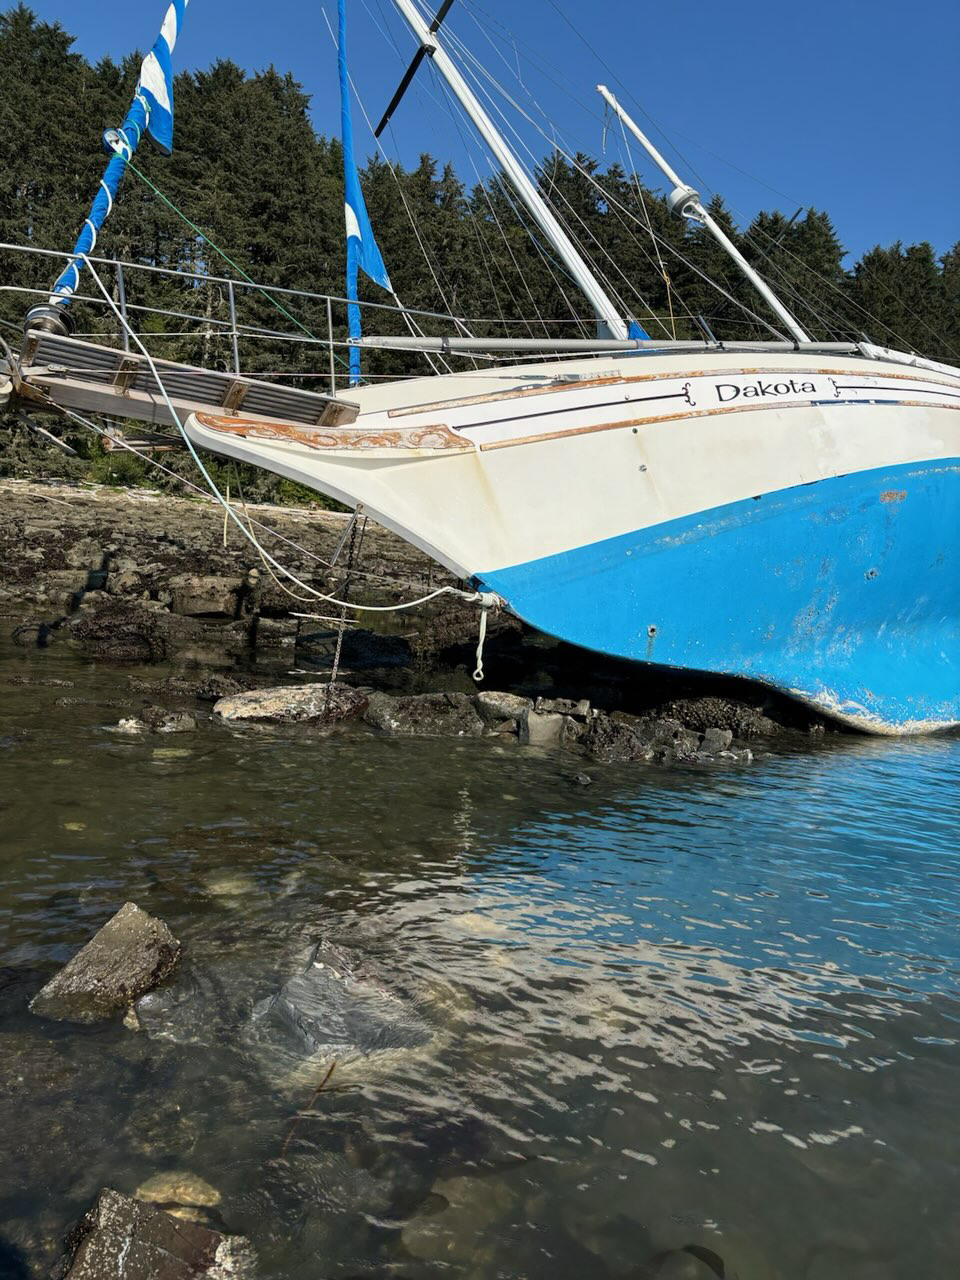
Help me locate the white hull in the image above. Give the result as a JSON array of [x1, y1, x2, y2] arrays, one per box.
[[186, 347, 960, 733], [187, 349, 960, 579]]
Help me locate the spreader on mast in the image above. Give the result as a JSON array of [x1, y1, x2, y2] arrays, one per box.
[[596, 84, 811, 345]]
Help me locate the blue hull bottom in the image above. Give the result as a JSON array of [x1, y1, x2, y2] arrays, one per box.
[[476, 460, 960, 732]]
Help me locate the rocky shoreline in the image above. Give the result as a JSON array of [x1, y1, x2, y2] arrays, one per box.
[[1, 478, 833, 762]]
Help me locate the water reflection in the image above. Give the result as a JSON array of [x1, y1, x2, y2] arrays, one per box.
[[1, 642, 959, 1278]]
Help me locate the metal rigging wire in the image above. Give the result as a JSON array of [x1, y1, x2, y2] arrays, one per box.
[[460, 0, 952, 356]]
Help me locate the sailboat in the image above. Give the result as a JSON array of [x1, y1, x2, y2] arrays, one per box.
[[6, 0, 959, 733]]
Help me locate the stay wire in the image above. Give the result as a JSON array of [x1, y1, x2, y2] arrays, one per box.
[[610, 110, 677, 339], [122, 157, 351, 371], [336, 0, 473, 370], [76, 255, 489, 617], [447, 15, 850, 341], [430, 63, 539, 338], [439, 26, 761, 336], [739, 217, 959, 358], [441, 31, 639, 324], [424, 55, 572, 337], [32, 398, 421, 591]]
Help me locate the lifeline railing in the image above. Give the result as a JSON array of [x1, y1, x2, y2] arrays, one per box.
[[0, 240, 475, 392], [9, 240, 942, 389]]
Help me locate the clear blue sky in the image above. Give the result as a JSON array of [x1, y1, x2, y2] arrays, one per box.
[[32, 0, 960, 263]]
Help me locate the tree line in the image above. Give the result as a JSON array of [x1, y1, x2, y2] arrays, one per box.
[[1, 4, 957, 492]]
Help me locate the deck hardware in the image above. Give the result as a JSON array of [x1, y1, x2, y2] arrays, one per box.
[[113, 356, 139, 394], [223, 380, 249, 414]]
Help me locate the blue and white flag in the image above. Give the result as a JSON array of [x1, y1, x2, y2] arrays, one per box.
[[47, 0, 188, 310], [338, 0, 391, 385], [138, 0, 188, 155]]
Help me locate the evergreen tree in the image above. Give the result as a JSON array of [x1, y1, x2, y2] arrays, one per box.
[[1, 3, 957, 489], [847, 241, 950, 357]]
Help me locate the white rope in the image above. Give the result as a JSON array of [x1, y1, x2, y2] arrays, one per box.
[[76, 254, 494, 617], [472, 592, 498, 682], [42, 398, 462, 595]]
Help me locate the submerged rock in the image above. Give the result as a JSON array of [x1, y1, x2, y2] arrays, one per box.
[[135, 1171, 222, 1208], [213, 681, 367, 723], [133, 965, 245, 1051], [402, 1172, 519, 1265], [363, 691, 484, 738], [138, 704, 198, 733], [56, 1188, 254, 1280], [31, 902, 180, 1023], [135, 1171, 223, 1224], [128, 676, 199, 699], [245, 940, 431, 1081], [194, 674, 253, 703], [628, 1244, 727, 1279]]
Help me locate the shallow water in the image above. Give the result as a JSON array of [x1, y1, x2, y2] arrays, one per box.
[[2, 638, 959, 1279]]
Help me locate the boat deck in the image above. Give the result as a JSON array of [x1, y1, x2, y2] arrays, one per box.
[[9, 329, 359, 430]]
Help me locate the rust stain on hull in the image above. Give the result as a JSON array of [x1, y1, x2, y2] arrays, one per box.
[[192, 413, 471, 452], [879, 489, 907, 503], [388, 364, 960, 419], [477, 397, 960, 452]]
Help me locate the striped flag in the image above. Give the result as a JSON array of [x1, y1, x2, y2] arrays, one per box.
[[45, 0, 189, 312], [138, 0, 188, 155]]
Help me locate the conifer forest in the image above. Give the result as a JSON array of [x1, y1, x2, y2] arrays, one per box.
[[1, 4, 957, 494]]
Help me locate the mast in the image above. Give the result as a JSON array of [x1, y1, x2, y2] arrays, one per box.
[[388, 0, 627, 339], [596, 85, 811, 344]]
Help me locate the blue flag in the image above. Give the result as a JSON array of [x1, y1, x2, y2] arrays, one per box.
[[47, 0, 188, 310], [338, 0, 391, 385], [138, 0, 188, 155]]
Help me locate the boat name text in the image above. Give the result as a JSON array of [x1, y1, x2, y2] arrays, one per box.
[[714, 378, 817, 403]]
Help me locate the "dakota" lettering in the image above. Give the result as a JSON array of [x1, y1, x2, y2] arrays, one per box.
[[715, 378, 817, 403]]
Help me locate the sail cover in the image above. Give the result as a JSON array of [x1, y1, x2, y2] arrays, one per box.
[[338, 0, 391, 384]]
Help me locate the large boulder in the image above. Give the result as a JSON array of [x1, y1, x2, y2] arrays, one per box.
[[362, 691, 484, 738], [30, 903, 180, 1023], [71, 602, 169, 663], [658, 695, 778, 738], [584, 712, 702, 764], [56, 1188, 254, 1280], [472, 690, 533, 725], [213, 681, 367, 724]]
